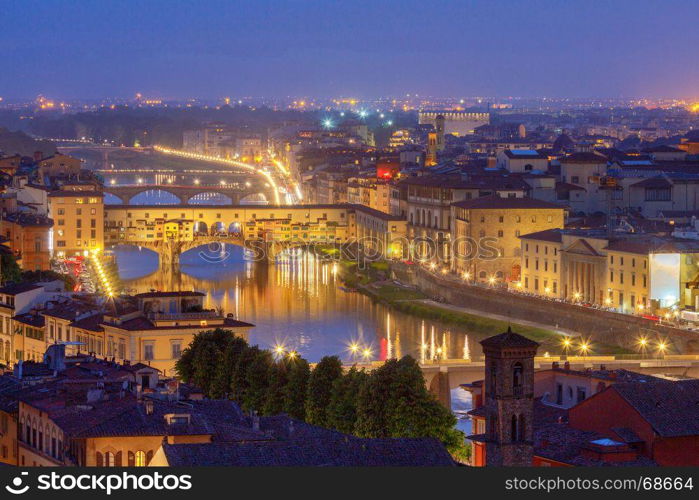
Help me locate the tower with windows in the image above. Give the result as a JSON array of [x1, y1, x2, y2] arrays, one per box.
[[481, 326, 539, 466]]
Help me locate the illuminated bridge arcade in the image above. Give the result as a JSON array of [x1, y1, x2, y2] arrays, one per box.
[[104, 203, 407, 266]]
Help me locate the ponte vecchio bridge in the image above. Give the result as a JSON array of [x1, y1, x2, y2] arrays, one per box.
[[104, 203, 406, 266]]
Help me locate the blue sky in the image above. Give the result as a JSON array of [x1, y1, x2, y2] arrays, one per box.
[[1, 0, 698, 99]]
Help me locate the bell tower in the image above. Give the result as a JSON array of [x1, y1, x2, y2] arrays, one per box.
[[481, 327, 539, 466]]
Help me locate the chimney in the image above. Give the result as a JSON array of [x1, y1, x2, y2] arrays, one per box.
[[487, 156, 496, 168], [563, 361, 570, 371]]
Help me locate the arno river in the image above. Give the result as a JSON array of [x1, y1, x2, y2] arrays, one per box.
[[111, 245, 474, 429]]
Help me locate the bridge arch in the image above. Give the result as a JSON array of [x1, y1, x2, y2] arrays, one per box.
[[129, 189, 184, 205], [186, 192, 235, 205], [193, 221, 208, 234], [104, 192, 126, 205], [240, 192, 268, 204]]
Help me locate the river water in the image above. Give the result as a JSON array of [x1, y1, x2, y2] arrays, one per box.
[[112, 245, 475, 430]]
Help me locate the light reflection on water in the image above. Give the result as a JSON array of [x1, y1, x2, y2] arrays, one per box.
[[113, 245, 486, 364]]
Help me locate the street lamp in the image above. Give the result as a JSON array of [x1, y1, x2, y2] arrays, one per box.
[[561, 337, 572, 355]]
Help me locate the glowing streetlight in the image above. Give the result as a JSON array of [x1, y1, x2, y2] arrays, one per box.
[[579, 341, 590, 356], [348, 342, 360, 355], [488, 276, 496, 286], [287, 350, 298, 360], [462, 272, 471, 280], [362, 348, 372, 360], [573, 292, 581, 300], [322, 118, 333, 129], [561, 337, 572, 354], [273, 344, 286, 356], [656, 341, 667, 356]]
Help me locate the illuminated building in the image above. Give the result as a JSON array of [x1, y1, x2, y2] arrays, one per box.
[[418, 110, 490, 136], [48, 189, 104, 258], [520, 229, 699, 313], [451, 197, 565, 283], [0, 212, 53, 271]]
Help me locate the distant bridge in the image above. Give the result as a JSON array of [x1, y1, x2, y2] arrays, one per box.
[[57, 145, 152, 169], [103, 184, 266, 205]]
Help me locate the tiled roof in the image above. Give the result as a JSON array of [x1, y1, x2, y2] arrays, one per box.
[[452, 195, 563, 210], [0, 282, 42, 295], [161, 430, 455, 466], [480, 327, 540, 349], [611, 379, 699, 438], [560, 152, 608, 164], [519, 229, 563, 243]]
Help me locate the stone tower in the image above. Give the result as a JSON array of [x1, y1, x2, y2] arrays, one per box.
[[481, 327, 539, 466], [435, 114, 445, 151]]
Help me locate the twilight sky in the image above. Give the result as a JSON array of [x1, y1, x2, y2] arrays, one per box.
[[2, 0, 698, 100]]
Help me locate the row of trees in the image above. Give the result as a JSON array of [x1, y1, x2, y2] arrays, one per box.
[[175, 329, 466, 458]]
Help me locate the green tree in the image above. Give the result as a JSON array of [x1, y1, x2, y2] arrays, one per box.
[[230, 344, 262, 404], [326, 366, 367, 434], [211, 336, 249, 398], [191, 341, 221, 396], [355, 356, 467, 457], [283, 357, 310, 420], [354, 358, 403, 437], [0, 253, 21, 284], [305, 355, 343, 426], [241, 348, 273, 412], [262, 359, 288, 416]]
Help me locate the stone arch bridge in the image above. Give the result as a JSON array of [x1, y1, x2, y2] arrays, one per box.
[[103, 184, 260, 205]]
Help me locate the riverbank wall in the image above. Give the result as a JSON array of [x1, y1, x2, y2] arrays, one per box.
[[391, 263, 699, 354]]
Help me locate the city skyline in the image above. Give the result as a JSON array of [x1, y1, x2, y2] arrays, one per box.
[[2, 0, 698, 101]]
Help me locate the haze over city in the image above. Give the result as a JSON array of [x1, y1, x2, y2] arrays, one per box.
[[2, 0, 699, 100]]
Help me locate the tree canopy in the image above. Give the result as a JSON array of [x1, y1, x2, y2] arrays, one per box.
[[176, 329, 466, 458]]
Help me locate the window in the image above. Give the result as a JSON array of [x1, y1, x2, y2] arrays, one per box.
[[171, 341, 181, 359], [512, 362, 523, 396], [135, 450, 147, 466], [106, 451, 115, 467], [144, 343, 154, 361]]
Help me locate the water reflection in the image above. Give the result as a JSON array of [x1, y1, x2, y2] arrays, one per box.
[[113, 245, 484, 363]]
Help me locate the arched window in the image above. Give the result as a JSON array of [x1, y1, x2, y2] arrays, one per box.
[[105, 451, 115, 466], [513, 362, 523, 396], [135, 450, 146, 466], [96, 452, 104, 467], [4, 341, 9, 361], [511, 415, 518, 441], [518, 414, 526, 441], [479, 271, 487, 279]]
